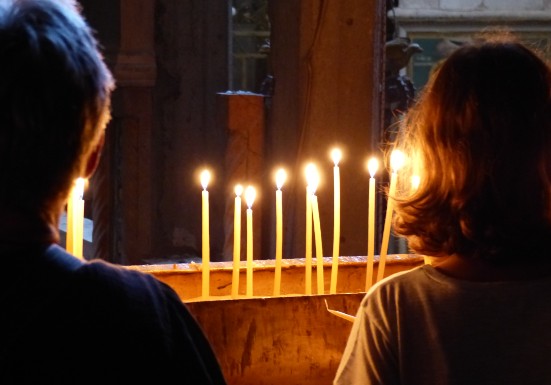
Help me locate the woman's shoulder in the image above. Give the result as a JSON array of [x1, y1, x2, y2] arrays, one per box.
[[367, 265, 430, 294]]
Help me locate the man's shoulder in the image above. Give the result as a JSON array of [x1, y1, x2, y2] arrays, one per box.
[[75, 257, 183, 315]]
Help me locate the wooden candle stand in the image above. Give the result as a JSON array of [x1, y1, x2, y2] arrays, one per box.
[[132, 255, 422, 384]]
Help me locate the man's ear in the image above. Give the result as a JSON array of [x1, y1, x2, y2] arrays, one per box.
[[83, 131, 105, 179]]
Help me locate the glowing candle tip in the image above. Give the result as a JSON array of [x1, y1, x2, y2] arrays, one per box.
[[200, 170, 211, 190], [390, 150, 405, 173], [245, 186, 256, 208], [331, 148, 342, 166], [411, 175, 421, 190], [367, 158, 379, 177], [305, 163, 319, 193], [235, 184, 243, 196], [275, 168, 287, 190], [75, 177, 86, 199]]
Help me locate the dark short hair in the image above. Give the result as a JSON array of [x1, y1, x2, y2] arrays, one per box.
[[0, 0, 114, 213], [392, 36, 551, 263]]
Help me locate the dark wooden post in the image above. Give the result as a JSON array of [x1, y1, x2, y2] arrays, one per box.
[[219, 93, 265, 262], [267, 0, 386, 260]]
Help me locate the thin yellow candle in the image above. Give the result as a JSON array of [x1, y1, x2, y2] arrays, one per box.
[[366, 158, 379, 291], [330, 148, 341, 294], [232, 184, 243, 298], [311, 185, 324, 295], [377, 150, 405, 282], [72, 178, 85, 259], [200, 170, 211, 298], [274, 169, 286, 296], [304, 163, 315, 295], [245, 186, 256, 297], [65, 183, 75, 253]]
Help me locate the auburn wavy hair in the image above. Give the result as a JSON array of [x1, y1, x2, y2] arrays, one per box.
[[392, 36, 551, 264]]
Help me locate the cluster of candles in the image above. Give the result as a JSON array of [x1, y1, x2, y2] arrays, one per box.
[[200, 148, 407, 299], [66, 177, 86, 259], [63, 148, 409, 297]]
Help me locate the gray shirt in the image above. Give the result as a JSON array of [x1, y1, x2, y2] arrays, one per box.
[[334, 265, 551, 385]]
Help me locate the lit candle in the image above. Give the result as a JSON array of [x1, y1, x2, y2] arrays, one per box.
[[310, 178, 324, 295], [274, 169, 286, 296], [65, 183, 75, 253], [245, 186, 256, 297], [304, 163, 315, 295], [330, 148, 341, 294], [232, 184, 243, 298], [71, 178, 85, 259], [411, 175, 420, 191], [366, 158, 379, 291], [377, 150, 405, 282], [200, 170, 211, 298]]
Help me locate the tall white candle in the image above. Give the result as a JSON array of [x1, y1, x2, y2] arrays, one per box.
[[245, 186, 256, 297], [377, 150, 404, 282], [274, 169, 286, 296], [366, 158, 379, 291], [304, 163, 315, 295], [307, 164, 324, 294], [232, 184, 243, 298], [330, 148, 341, 294], [72, 178, 85, 259], [311, 190, 324, 295], [200, 170, 211, 298], [66, 182, 75, 253]]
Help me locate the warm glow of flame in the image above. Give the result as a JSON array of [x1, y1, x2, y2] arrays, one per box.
[[411, 175, 420, 190], [390, 150, 405, 173], [234, 184, 243, 197], [75, 178, 86, 200], [200, 170, 211, 190], [245, 186, 256, 208], [275, 168, 287, 190], [367, 157, 379, 177], [305, 163, 319, 193], [331, 148, 342, 166]]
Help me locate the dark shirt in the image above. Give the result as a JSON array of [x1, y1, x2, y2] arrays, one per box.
[[0, 244, 226, 384]]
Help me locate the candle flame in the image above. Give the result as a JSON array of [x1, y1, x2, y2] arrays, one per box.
[[200, 170, 211, 190], [75, 178, 86, 200], [390, 150, 405, 173], [411, 175, 420, 190], [275, 168, 287, 190], [235, 184, 243, 197], [245, 186, 256, 208], [367, 158, 379, 177], [331, 148, 342, 166], [305, 163, 319, 193]]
